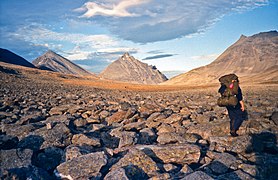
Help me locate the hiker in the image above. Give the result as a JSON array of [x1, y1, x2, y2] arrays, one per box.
[[217, 74, 247, 137]]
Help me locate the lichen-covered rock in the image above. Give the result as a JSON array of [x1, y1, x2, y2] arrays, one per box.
[[2, 124, 37, 140], [110, 128, 138, 148], [157, 132, 186, 145], [33, 123, 72, 149], [111, 148, 159, 178], [216, 169, 255, 180], [107, 110, 127, 125], [1, 149, 33, 173], [55, 152, 107, 180], [1, 165, 52, 180], [139, 143, 201, 165], [71, 134, 101, 147], [187, 121, 230, 140], [123, 121, 146, 131], [104, 168, 129, 180], [182, 171, 213, 180], [64, 146, 92, 161]]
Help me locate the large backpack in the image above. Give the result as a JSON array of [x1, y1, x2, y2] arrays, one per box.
[[217, 74, 239, 107]]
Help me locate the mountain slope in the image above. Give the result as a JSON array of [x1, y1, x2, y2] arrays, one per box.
[[164, 31, 278, 85], [99, 53, 168, 84], [0, 48, 36, 68], [33, 50, 93, 76]]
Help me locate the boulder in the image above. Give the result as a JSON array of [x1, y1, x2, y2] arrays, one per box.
[[123, 121, 146, 131], [187, 121, 230, 140], [107, 111, 127, 125], [49, 105, 69, 115], [33, 123, 72, 149], [1, 166, 52, 180], [3, 124, 36, 140], [270, 111, 278, 125], [216, 169, 255, 180], [64, 146, 91, 161], [71, 134, 101, 147], [0, 149, 33, 173], [138, 128, 157, 144], [110, 128, 138, 148], [33, 147, 64, 171], [110, 148, 159, 178], [157, 132, 186, 145], [182, 171, 213, 180], [139, 143, 201, 165], [104, 168, 129, 180], [55, 152, 107, 180]]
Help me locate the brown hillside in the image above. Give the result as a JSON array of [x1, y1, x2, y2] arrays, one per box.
[[164, 31, 278, 85]]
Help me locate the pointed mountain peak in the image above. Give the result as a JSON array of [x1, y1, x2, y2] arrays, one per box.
[[100, 53, 168, 84], [32, 50, 93, 76], [120, 52, 134, 61], [123, 52, 130, 57], [44, 50, 59, 56], [240, 34, 247, 39]]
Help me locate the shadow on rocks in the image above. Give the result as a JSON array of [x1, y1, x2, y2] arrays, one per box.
[[123, 164, 149, 180], [18, 135, 44, 151], [246, 131, 278, 179], [0, 66, 18, 75]]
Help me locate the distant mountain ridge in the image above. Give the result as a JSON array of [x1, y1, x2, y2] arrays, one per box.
[[164, 31, 278, 85], [33, 50, 93, 76], [99, 52, 168, 84], [0, 48, 36, 68]]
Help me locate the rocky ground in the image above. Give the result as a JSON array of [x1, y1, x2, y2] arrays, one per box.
[[0, 65, 278, 180]]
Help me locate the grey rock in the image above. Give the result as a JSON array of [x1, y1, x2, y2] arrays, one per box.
[[73, 118, 88, 127], [111, 148, 159, 178], [119, 131, 138, 148], [157, 132, 186, 145], [33, 147, 64, 171], [270, 111, 278, 125], [71, 134, 101, 147], [1, 165, 52, 180], [0, 149, 33, 172], [138, 128, 157, 144], [55, 152, 107, 180], [139, 143, 201, 165], [64, 146, 91, 161], [104, 168, 129, 180], [123, 121, 146, 131], [216, 169, 255, 180], [182, 171, 213, 180], [3, 124, 37, 140], [33, 123, 72, 149]]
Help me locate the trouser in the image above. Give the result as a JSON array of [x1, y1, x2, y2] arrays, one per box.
[[230, 118, 243, 131]]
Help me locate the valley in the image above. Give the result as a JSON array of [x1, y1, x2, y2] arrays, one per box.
[[0, 62, 277, 179]]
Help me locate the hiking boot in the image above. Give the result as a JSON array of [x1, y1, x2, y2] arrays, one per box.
[[230, 130, 238, 137]]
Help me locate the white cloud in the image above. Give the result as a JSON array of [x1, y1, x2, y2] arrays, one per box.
[[191, 54, 220, 60], [76, 0, 269, 43], [13, 25, 118, 50], [97, 47, 138, 53], [7, 25, 137, 63], [75, 0, 150, 18]]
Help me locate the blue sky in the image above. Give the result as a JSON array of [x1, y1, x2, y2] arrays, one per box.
[[0, 0, 277, 77]]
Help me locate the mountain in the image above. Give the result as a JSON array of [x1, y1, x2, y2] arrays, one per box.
[[99, 52, 168, 84], [0, 48, 36, 68], [164, 31, 278, 85], [33, 50, 93, 76]]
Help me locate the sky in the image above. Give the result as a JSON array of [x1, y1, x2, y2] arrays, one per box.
[[0, 0, 277, 78]]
